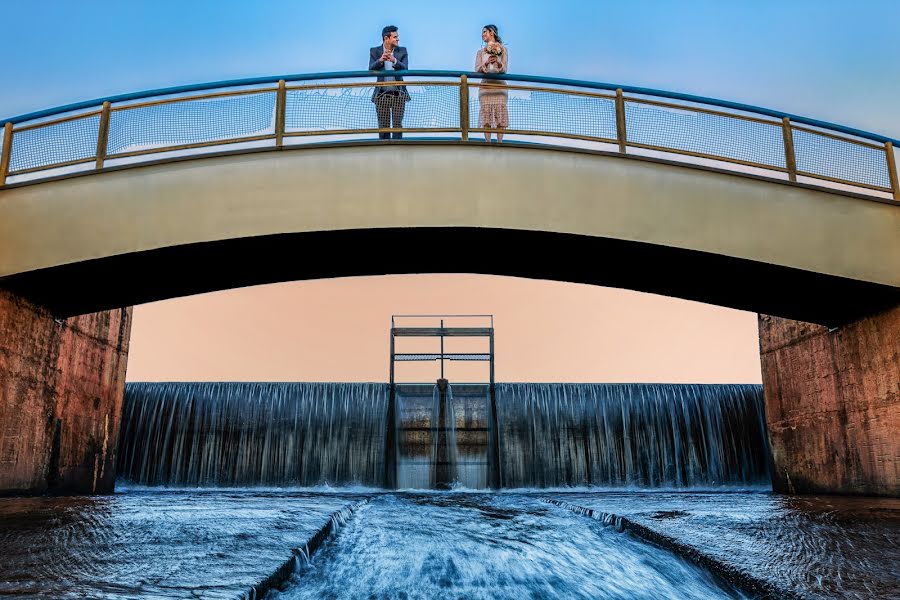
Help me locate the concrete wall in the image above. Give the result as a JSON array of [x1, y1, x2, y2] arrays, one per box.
[[394, 384, 492, 489], [759, 304, 900, 496], [0, 289, 131, 495]]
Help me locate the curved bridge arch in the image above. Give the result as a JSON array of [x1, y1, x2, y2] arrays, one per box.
[[0, 72, 898, 325], [1, 143, 898, 326]]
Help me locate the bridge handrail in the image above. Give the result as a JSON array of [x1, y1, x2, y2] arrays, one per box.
[[1, 70, 897, 201], [4, 70, 900, 145]]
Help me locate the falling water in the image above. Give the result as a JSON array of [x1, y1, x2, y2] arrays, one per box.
[[430, 384, 459, 489], [117, 382, 769, 489], [117, 382, 389, 487], [497, 383, 770, 488]]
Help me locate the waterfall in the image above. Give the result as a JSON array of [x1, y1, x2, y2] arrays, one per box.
[[497, 383, 770, 488], [118, 382, 769, 489], [430, 384, 459, 489], [117, 382, 389, 487]]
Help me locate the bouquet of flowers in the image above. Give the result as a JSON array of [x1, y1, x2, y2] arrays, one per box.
[[484, 42, 504, 72], [485, 42, 504, 57]]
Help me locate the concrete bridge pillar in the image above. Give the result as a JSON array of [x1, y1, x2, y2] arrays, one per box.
[[759, 304, 899, 497], [0, 289, 131, 495]]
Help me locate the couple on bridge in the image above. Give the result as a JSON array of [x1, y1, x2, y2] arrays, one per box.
[[368, 24, 510, 143]]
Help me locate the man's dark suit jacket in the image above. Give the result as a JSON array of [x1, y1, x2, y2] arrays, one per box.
[[369, 45, 410, 102]]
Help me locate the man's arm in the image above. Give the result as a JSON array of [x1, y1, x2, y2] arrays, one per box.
[[393, 48, 408, 71], [369, 48, 386, 71]]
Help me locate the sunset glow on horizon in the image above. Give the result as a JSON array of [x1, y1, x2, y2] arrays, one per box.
[[126, 275, 762, 383]]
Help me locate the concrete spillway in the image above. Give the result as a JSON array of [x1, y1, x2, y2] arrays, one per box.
[[116, 382, 770, 489]]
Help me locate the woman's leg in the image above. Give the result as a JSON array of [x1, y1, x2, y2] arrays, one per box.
[[497, 101, 508, 143], [479, 98, 491, 142], [486, 101, 500, 142]]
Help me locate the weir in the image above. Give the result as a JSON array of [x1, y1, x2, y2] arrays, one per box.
[[116, 381, 770, 489], [116, 308, 771, 491]]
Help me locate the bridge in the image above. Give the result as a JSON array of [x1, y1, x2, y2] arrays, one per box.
[[1, 71, 898, 322], [0, 71, 897, 497]]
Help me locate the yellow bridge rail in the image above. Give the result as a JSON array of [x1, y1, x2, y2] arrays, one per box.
[[1, 71, 897, 202]]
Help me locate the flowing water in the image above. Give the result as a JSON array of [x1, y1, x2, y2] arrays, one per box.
[[0, 489, 367, 599], [497, 383, 769, 488], [4, 383, 894, 598], [1, 490, 897, 599], [560, 491, 900, 600], [118, 383, 389, 487], [267, 493, 749, 600], [118, 382, 769, 489]]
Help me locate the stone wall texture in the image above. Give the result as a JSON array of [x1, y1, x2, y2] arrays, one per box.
[[759, 304, 899, 496], [0, 289, 131, 495]]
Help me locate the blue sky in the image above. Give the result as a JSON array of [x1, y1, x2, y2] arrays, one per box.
[[2, 1, 898, 136]]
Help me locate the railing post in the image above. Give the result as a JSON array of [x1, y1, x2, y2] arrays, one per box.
[[782, 117, 797, 182], [886, 141, 899, 201], [0, 122, 12, 186], [275, 80, 286, 149], [95, 101, 111, 169], [615, 88, 627, 154], [460, 75, 469, 142]]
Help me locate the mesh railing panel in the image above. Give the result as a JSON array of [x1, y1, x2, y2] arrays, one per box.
[[469, 86, 617, 141], [106, 91, 276, 156], [10, 114, 100, 173], [793, 129, 890, 189], [625, 101, 786, 169], [395, 353, 491, 361], [3, 74, 895, 199], [285, 84, 459, 132]]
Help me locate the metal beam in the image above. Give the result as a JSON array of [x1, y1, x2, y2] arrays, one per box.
[[392, 327, 493, 337]]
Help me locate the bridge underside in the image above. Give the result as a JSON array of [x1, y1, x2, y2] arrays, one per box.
[[2, 229, 898, 497], [2, 227, 897, 326]]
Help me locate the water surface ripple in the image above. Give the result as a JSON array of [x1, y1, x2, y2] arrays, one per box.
[[560, 491, 900, 600], [0, 490, 365, 599], [269, 493, 748, 600], [2, 490, 896, 599]]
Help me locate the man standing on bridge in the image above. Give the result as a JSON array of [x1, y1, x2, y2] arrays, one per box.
[[369, 25, 410, 139]]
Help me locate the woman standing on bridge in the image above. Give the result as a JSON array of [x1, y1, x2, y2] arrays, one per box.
[[475, 24, 509, 143]]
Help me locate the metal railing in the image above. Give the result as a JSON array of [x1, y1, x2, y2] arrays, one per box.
[[1, 70, 897, 201]]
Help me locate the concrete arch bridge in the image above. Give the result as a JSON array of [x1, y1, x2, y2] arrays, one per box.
[[0, 71, 897, 497]]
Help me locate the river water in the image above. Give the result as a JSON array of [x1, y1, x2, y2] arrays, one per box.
[[267, 493, 748, 600], [560, 491, 900, 600], [1, 383, 895, 598], [1, 489, 897, 599], [0, 489, 362, 599]]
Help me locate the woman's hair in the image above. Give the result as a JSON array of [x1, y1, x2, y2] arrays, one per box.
[[483, 24, 502, 44]]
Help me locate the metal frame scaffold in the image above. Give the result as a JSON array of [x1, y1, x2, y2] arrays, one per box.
[[389, 314, 494, 387]]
